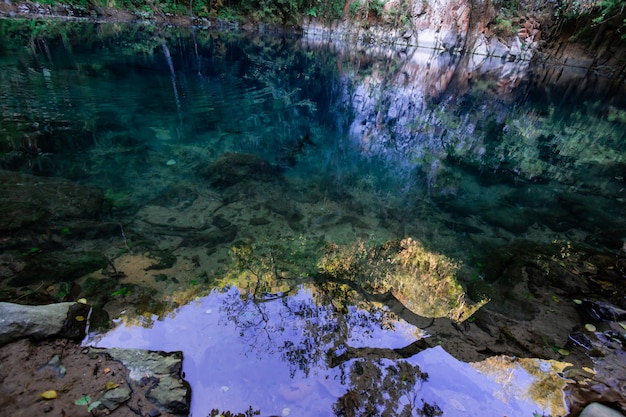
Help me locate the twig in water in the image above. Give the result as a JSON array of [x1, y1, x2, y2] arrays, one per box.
[[119, 224, 131, 254]]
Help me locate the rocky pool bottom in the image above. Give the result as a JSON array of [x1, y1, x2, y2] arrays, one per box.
[[1, 164, 626, 416]]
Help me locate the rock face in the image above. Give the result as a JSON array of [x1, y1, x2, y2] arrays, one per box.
[[0, 301, 88, 346]]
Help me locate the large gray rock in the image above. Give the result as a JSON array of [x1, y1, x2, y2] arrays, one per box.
[[90, 347, 190, 415], [0, 302, 86, 346], [580, 403, 625, 417]]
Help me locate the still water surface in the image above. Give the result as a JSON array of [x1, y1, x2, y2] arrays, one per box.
[[2, 19, 625, 416]]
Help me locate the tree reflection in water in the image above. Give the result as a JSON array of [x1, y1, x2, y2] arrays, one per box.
[[219, 283, 441, 415], [335, 359, 441, 417]]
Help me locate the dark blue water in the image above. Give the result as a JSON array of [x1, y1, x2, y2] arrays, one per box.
[[2, 19, 625, 416]]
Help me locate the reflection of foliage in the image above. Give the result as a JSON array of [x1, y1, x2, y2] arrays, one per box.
[[334, 359, 441, 417], [209, 406, 260, 417], [318, 237, 485, 321]]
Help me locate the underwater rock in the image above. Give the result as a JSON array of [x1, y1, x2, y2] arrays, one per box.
[[144, 249, 177, 271], [0, 172, 104, 232], [264, 198, 304, 228], [199, 152, 280, 189], [0, 301, 88, 346], [482, 207, 534, 234], [10, 250, 108, 286], [178, 225, 238, 249], [249, 217, 271, 226], [147, 185, 199, 209]]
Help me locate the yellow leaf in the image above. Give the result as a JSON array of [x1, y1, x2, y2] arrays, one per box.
[[103, 367, 111, 374], [75, 316, 85, 322], [105, 382, 120, 390], [557, 348, 570, 356], [76, 298, 87, 304], [40, 390, 57, 400]]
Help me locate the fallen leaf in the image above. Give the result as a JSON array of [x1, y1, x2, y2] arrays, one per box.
[[76, 298, 87, 304], [557, 348, 570, 356], [105, 382, 120, 390], [88, 400, 102, 412], [75, 395, 91, 406], [573, 299, 583, 305], [103, 367, 111, 374], [40, 390, 57, 400], [584, 323, 597, 332], [75, 316, 85, 322]]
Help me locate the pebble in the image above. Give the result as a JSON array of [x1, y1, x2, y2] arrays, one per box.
[[148, 409, 162, 417]]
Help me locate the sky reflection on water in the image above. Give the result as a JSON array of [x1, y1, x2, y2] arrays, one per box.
[[87, 286, 553, 417]]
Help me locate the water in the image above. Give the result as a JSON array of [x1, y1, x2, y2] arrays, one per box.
[[1, 19, 625, 416], [87, 286, 553, 417]]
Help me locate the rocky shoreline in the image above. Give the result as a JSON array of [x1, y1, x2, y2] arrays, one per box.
[[0, 301, 190, 417]]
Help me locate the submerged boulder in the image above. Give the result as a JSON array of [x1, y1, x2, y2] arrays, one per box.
[[10, 250, 108, 286], [198, 152, 281, 189], [0, 171, 105, 232]]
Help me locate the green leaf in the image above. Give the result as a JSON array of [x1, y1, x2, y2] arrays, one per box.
[[87, 400, 102, 412], [75, 395, 91, 406]]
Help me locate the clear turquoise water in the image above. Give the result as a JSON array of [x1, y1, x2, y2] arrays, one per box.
[[2, 19, 625, 416], [2, 22, 624, 262]]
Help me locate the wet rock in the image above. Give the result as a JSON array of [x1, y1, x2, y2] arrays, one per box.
[[144, 249, 177, 271], [10, 250, 108, 286], [265, 198, 303, 224], [482, 207, 534, 234], [199, 152, 280, 189], [178, 226, 238, 249], [90, 347, 190, 415], [0, 301, 87, 346], [147, 185, 198, 209], [0, 172, 104, 232], [580, 403, 625, 417], [100, 386, 131, 411], [211, 214, 232, 229], [579, 299, 626, 322], [249, 217, 271, 226]]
